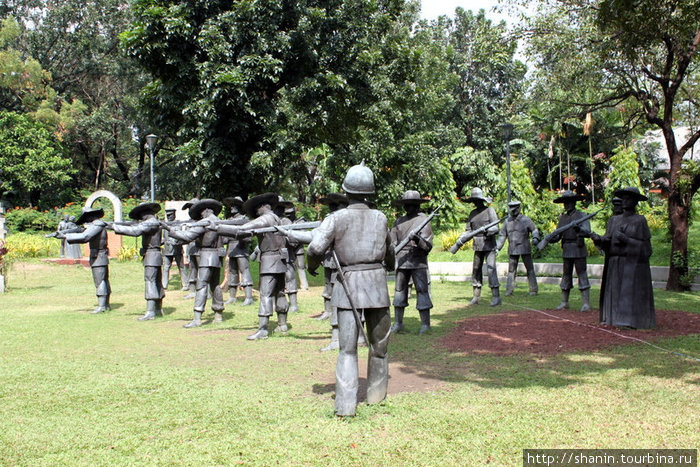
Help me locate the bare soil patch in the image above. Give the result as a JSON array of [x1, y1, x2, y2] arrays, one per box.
[[440, 308, 700, 356]]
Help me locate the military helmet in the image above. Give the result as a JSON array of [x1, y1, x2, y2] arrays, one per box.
[[342, 161, 375, 195]]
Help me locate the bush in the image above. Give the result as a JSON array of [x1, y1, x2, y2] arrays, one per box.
[[116, 246, 139, 262], [435, 228, 465, 252], [4, 232, 59, 259]]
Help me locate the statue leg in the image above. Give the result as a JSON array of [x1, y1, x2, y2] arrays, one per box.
[[335, 308, 359, 416], [239, 257, 255, 306], [296, 253, 309, 290], [224, 258, 239, 304], [575, 258, 591, 312], [248, 275, 273, 340], [471, 251, 484, 305], [391, 270, 409, 333], [522, 254, 538, 295], [365, 307, 390, 405], [92, 266, 110, 313], [162, 255, 172, 288], [486, 249, 501, 306], [505, 255, 518, 296]]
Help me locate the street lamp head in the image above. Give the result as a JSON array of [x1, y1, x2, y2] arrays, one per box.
[[500, 123, 514, 140], [145, 134, 158, 152]]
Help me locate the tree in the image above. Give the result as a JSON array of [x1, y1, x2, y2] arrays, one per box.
[[522, 0, 700, 290], [7, 0, 153, 197], [0, 111, 75, 207]]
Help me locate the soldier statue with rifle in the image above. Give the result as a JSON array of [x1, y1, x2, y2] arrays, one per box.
[[307, 162, 394, 417], [162, 208, 188, 290], [221, 196, 254, 306], [450, 187, 503, 307], [537, 190, 597, 312], [389, 190, 435, 335], [161, 199, 226, 328], [61, 207, 111, 313], [109, 202, 165, 321], [214, 193, 287, 340], [496, 200, 541, 297]]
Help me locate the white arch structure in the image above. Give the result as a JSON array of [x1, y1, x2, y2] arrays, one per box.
[[84, 190, 123, 222]]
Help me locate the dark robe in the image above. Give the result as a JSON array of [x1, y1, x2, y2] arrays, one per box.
[[597, 213, 655, 329]]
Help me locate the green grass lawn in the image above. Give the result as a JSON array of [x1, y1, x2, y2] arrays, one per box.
[[1, 260, 699, 466]]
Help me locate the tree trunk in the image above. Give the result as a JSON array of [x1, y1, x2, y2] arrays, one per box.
[[666, 190, 690, 291]]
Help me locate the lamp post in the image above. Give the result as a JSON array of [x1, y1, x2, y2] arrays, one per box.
[[501, 123, 514, 203], [146, 134, 157, 203]]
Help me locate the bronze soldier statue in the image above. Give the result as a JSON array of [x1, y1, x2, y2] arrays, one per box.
[[214, 193, 289, 340], [221, 197, 254, 305], [161, 199, 225, 328], [110, 202, 165, 321], [496, 200, 541, 296], [450, 188, 502, 306], [389, 190, 434, 334], [285, 203, 310, 290], [279, 193, 349, 351], [162, 208, 188, 290], [549, 191, 592, 312], [182, 198, 200, 298], [276, 197, 300, 313], [592, 188, 655, 329], [63, 207, 111, 313], [307, 163, 394, 417]]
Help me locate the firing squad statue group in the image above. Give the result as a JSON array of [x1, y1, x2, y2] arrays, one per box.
[[53, 161, 655, 417]]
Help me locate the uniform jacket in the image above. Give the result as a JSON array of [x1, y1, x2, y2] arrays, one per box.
[[113, 219, 163, 267], [390, 212, 433, 269], [308, 203, 393, 309], [66, 220, 109, 267], [497, 214, 539, 256], [465, 206, 499, 252]]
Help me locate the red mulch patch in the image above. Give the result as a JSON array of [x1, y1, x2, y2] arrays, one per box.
[[440, 308, 700, 356]]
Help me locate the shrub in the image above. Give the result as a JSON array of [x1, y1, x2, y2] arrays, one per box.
[[4, 232, 59, 259], [116, 246, 139, 262], [435, 228, 466, 252]]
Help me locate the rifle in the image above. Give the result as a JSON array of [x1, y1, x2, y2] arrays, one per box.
[[449, 216, 506, 254], [45, 227, 84, 238], [247, 221, 321, 235], [536, 209, 602, 251], [332, 250, 369, 347], [394, 202, 444, 255]]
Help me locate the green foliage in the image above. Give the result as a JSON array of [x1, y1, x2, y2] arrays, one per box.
[[4, 232, 59, 259], [0, 111, 76, 208], [435, 228, 465, 252], [116, 246, 139, 262], [672, 249, 700, 290], [492, 157, 559, 233]]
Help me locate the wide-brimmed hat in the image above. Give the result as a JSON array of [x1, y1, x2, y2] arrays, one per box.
[[392, 190, 430, 206], [614, 186, 648, 201], [553, 190, 586, 203], [319, 193, 349, 206], [128, 202, 161, 220], [463, 187, 492, 204], [611, 197, 623, 205], [222, 196, 245, 209], [76, 207, 104, 225], [243, 193, 279, 218], [182, 198, 199, 210], [507, 200, 521, 207], [188, 199, 222, 220]]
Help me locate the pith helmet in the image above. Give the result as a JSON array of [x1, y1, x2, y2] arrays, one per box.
[[342, 161, 375, 195]]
